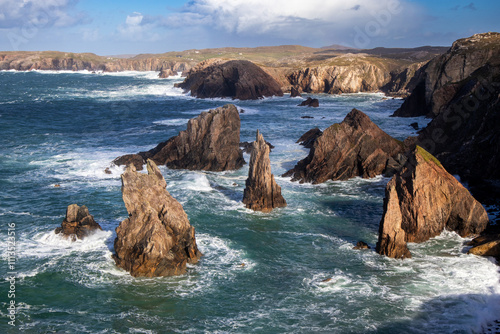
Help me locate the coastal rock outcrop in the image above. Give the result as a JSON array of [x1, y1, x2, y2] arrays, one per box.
[[468, 234, 500, 262], [114, 104, 245, 172], [296, 127, 323, 149], [393, 32, 500, 118], [113, 160, 202, 277], [414, 63, 500, 181], [290, 87, 302, 97], [175, 60, 284, 100], [243, 131, 287, 212], [159, 68, 177, 78], [376, 146, 489, 259], [55, 204, 102, 240], [298, 97, 319, 107], [284, 109, 404, 183]]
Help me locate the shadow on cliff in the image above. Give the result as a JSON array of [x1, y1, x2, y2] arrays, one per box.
[[369, 293, 500, 334]]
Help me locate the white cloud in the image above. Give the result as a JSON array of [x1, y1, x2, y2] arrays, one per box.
[[163, 0, 423, 46], [117, 12, 161, 42], [0, 0, 88, 28]]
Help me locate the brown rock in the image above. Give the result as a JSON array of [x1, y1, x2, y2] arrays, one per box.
[[113, 160, 202, 277], [284, 109, 404, 183], [115, 105, 245, 172], [298, 97, 319, 107], [296, 127, 323, 149], [290, 87, 301, 97], [393, 32, 500, 118], [243, 131, 287, 212], [113, 154, 145, 171], [468, 238, 500, 260], [158, 68, 177, 78], [376, 146, 489, 259], [175, 60, 283, 100], [55, 204, 102, 240], [239, 141, 274, 154], [353, 241, 370, 250]]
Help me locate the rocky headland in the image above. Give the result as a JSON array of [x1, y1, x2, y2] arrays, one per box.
[[55, 204, 102, 240], [393, 32, 500, 118], [284, 109, 405, 183], [114, 104, 244, 172], [376, 146, 489, 259], [242, 131, 287, 212], [113, 160, 202, 277]]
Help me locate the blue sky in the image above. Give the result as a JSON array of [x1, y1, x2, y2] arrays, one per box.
[[0, 0, 499, 55]]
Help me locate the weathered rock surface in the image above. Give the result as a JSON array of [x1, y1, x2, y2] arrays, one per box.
[[113, 160, 202, 277], [284, 109, 404, 183], [393, 32, 500, 118], [239, 141, 274, 154], [113, 154, 146, 171], [55, 204, 102, 240], [115, 104, 244, 172], [414, 63, 500, 181], [159, 68, 177, 78], [376, 146, 489, 259], [243, 131, 287, 212], [296, 127, 323, 149], [298, 97, 319, 107], [468, 233, 500, 262], [353, 241, 370, 250], [175, 60, 284, 100], [290, 87, 302, 97]]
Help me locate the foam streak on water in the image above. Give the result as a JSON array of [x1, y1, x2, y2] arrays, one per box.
[[0, 71, 498, 334]]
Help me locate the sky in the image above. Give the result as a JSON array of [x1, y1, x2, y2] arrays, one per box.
[[0, 0, 499, 55]]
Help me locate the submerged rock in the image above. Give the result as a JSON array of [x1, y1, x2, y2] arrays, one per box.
[[243, 131, 287, 212], [284, 109, 404, 183], [55, 204, 102, 240], [114, 104, 245, 172], [113, 160, 202, 277], [353, 241, 370, 250], [376, 146, 489, 259], [175, 60, 284, 100]]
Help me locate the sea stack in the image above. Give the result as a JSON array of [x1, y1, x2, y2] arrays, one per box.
[[376, 146, 489, 259], [243, 130, 287, 212], [284, 109, 405, 183], [114, 104, 245, 172], [113, 160, 202, 277], [175, 60, 284, 100], [55, 204, 102, 240]]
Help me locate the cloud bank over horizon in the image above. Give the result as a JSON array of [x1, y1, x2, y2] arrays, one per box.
[[0, 0, 498, 54]]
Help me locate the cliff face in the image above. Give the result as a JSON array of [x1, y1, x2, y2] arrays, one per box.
[[376, 147, 489, 259], [113, 160, 202, 277], [242, 131, 287, 212], [114, 104, 245, 172], [414, 63, 500, 181], [393, 32, 500, 117], [0, 51, 193, 73], [286, 62, 391, 94], [284, 109, 404, 184], [175, 60, 284, 100]]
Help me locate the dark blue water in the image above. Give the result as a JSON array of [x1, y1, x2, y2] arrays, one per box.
[[0, 70, 499, 333]]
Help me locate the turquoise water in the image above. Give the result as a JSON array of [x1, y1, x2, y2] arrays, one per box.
[[0, 70, 499, 333]]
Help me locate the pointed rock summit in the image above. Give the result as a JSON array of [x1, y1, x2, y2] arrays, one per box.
[[376, 146, 489, 259], [243, 131, 287, 212], [55, 204, 102, 240], [113, 160, 202, 277], [114, 104, 245, 172], [284, 109, 405, 183]]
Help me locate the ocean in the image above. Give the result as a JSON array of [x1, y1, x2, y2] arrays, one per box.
[[0, 70, 499, 333]]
